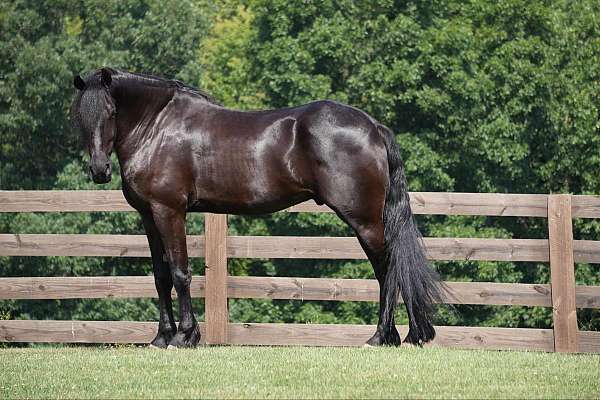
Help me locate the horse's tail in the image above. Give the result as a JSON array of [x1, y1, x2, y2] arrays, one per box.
[[377, 123, 442, 345]]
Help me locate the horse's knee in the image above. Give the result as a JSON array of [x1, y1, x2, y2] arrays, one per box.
[[171, 267, 191, 294], [154, 275, 171, 292], [153, 264, 173, 287]]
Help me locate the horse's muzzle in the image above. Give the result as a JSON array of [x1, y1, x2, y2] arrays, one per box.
[[89, 162, 111, 184]]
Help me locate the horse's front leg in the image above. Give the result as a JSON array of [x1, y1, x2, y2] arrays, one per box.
[[151, 203, 201, 348], [142, 213, 177, 348]]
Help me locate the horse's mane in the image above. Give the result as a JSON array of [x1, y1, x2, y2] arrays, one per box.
[[110, 69, 221, 105], [70, 68, 221, 144]]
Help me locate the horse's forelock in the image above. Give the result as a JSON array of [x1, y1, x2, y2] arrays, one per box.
[[70, 73, 109, 147]]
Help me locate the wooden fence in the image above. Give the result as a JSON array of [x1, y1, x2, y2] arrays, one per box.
[[0, 190, 599, 353]]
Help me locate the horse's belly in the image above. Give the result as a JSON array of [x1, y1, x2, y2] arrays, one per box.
[[188, 190, 312, 215]]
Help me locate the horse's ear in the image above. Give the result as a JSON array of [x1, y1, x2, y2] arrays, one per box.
[[100, 68, 112, 88], [74, 75, 86, 91]]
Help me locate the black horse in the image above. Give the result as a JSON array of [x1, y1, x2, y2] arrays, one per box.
[[71, 67, 441, 348]]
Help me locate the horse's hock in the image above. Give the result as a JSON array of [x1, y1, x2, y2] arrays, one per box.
[[1, 190, 599, 353]]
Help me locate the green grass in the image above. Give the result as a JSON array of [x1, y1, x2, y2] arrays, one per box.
[[0, 346, 598, 399]]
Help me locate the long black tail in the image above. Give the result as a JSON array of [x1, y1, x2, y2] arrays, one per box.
[[378, 124, 442, 345]]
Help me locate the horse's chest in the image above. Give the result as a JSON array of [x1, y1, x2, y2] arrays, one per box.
[[119, 153, 158, 202], [121, 155, 148, 185], [118, 163, 150, 211]]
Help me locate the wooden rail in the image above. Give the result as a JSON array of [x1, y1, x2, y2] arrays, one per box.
[[2, 275, 599, 307], [2, 190, 600, 217], [4, 234, 600, 263], [0, 190, 599, 353], [2, 190, 600, 218], [1, 319, 599, 352]]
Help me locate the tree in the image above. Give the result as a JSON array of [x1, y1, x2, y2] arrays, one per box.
[[0, 0, 213, 190]]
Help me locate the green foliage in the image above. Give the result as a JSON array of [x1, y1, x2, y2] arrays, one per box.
[[185, 3, 266, 109], [1, 0, 599, 331], [0, 0, 212, 190]]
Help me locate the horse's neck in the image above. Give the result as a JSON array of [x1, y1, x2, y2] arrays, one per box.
[[113, 82, 175, 157]]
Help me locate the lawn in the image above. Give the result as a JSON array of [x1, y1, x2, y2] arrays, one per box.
[[0, 346, 598, 399]]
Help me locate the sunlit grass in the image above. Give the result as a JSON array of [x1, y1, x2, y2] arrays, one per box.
[[1, 346, 598, 399]]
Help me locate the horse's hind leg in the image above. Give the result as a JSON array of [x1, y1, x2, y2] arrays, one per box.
[[353, 222, 402, 346], [150, 203, 201, 348], [142, 214, 177, 348], [321, 191, 401, 346]]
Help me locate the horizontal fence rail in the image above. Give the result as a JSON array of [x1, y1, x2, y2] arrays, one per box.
[[1, 320, 599, 353], [0, 190, 599, 353], [4, 234, 600, 263], [2, 276, 599, 307], [3, 190, 600, 218]]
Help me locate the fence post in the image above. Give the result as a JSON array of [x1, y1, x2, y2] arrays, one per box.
[[547, 194, 579, 352], [204, 213, 228, 345]]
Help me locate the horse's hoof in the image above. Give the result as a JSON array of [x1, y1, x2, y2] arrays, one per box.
[[167, 344, 178, 350], [362, 343, 375, 348], [167, 324, 201, 348], [148, 344, 161, 350], [150, 326, 176, 349], [366, 328, 402, 347]]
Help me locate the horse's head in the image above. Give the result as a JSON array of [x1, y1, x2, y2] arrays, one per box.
[[72, 68, 117, 184]]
